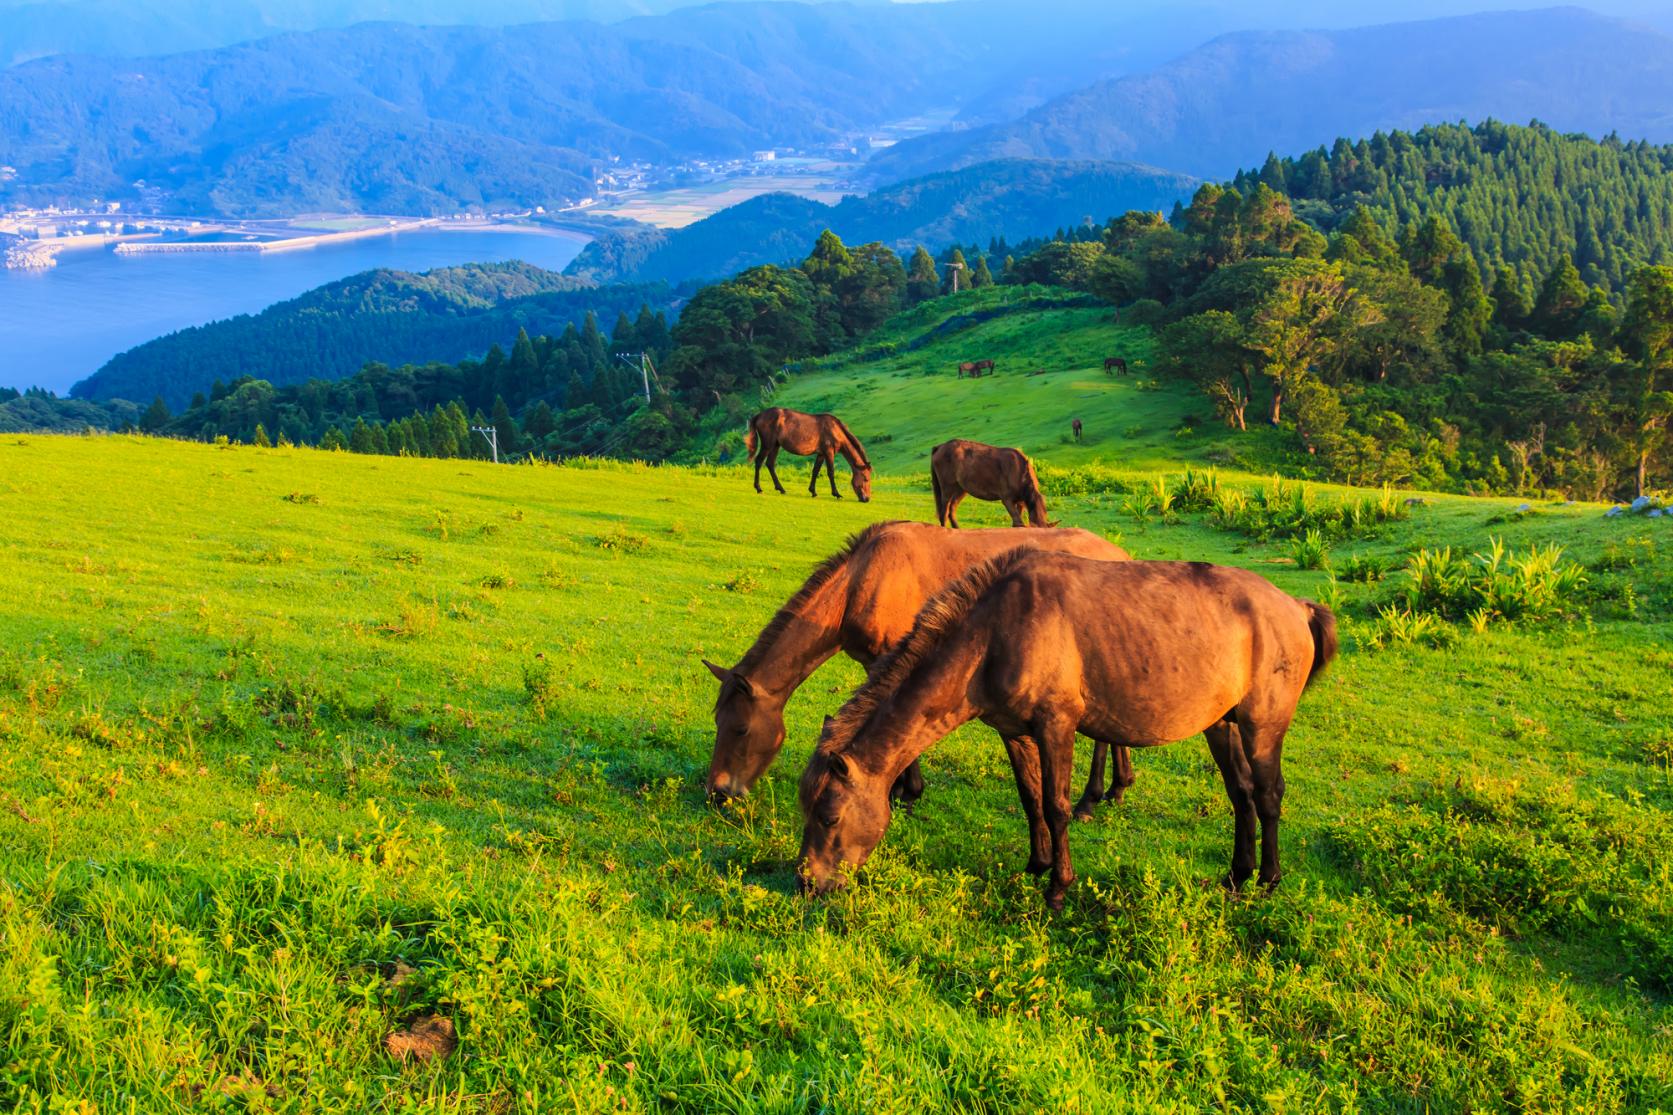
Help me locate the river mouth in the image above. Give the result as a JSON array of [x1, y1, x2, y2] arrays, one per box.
[[0, 227, 591, 396]]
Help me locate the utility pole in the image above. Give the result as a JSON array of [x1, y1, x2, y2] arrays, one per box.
[[948, 260, 966, 293], [615, 351, 659, 404], [470, 424, 499, 463]]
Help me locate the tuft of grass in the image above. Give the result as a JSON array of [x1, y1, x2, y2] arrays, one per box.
[[1337, 552, 1388, 583], [1289, 528, 1329, 571], [594, 527, 650, 553]]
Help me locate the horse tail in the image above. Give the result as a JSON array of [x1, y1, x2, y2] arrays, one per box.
[[1304, 601, 1338, 688], [931, 460, 946, 525], [744, 414, 759, 457]]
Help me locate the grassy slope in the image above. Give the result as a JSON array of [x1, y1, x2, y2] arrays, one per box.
[[2, 300, 1672, 1110], [768, 288, 1285, 484]]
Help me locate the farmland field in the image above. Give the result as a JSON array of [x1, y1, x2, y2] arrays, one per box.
[[3, 341, 1673, 1108]]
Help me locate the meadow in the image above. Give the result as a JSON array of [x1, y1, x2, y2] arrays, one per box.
[[3, 306, 1673, 1110]]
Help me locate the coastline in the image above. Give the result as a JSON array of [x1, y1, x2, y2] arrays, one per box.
[[6, 217, 592, 269]]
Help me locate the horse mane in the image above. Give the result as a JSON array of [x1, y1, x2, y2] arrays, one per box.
[[733, 521, 895, 676], [818, 546, 1034, 757], [831, 416, 870, 469]]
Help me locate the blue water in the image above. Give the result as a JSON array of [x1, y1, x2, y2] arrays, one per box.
[[0, 228, 590, 395]]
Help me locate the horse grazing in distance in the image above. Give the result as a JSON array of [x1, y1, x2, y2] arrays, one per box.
[[703, 522, 1135, 811], [1071, 418, 1083, 442], [797, 552, 1337, 910], [1104, 357, 1128, 375], [958, 359, 996, 378], [931, 438, 1051, 528], [746, 408, 872, 501]]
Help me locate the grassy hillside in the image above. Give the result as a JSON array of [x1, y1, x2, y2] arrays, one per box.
[[2, 421, 1670, 1109], [763, 287, 1282, 479]]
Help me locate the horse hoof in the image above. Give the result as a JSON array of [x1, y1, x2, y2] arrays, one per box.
[[1045, 890, 1066, 913], [1073, 806, 1094, 822]]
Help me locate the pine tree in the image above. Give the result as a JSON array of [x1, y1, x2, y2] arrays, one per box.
[[971, 255, 994, 288], [905, 246, 939, 305], [252, 423, 272, 448], [140, 396, 171, 433], [319, 426, 347, 451]]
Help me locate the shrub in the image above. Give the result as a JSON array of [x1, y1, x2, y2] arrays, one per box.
[[1123, 477, 1174, 525], [1172, 468, 1220, 513], [1401, 540, 1588, 624], [1363, 605, 1457, 650], [1337, 553, 1388, 583], [1290, 529, 1329, 570], [593, 527, 649, 553]]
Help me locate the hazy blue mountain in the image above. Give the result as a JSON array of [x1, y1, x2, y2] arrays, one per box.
[[72, 261, 667, 408], [0, 0, 767, 67], [0, 5, 992, 215], [869, 7, 1673, 183], [566, 158, 1198, 284]]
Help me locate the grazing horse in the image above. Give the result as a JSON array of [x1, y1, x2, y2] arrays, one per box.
[[1071, 418, 1083, 442], [746, 408, 872, 501], [930, 438, 1051, 528], [798, 552, 1337, 909], [958, 359, 996, 378], [703, 522, 1135, 810], [1103, 357, 1128, 375]]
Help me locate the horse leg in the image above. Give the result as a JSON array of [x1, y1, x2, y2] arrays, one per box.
[[753, 444, 766, 493], [1204, 719, 1257, 891], [1073, 739, 1107, 821], [946, 490, 965, 529], [1003, 499, 1025, 527], [1002, 735, 1052, 874], [807, 452, 822, 497], [1032, 712, 1080, 911], [1239, 718, 1290, 891], [890, 758, 926, 806], [826, 450, 841, 498], [766, 448, 786, 494], [1108, 745, 1136, 804]]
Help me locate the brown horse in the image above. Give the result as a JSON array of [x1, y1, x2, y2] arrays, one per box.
[[798, 552, 1336, 910], [1071, 418, 1083, 442], [1104, 357, 1128, 375], [704, 522, 1135, 810], [746, 408, 872, 501], [958, 359, 995, 378], [931, 439, 1050, 528]]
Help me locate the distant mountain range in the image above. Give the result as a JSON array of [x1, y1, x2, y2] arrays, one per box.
[[0, 4, 991, 215], [72, 261, 667, 408], [566, 158, 1199, 284], [868, 7, 1673, 183]]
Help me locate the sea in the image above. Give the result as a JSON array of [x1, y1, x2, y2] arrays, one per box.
[[0, 227, 590, 395]]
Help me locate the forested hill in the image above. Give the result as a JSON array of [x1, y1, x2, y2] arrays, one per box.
[[566, 159, 1199, 284], [866, 7, 1673, 184], [0, 6, 985, 215], [1234, 121, 1673, 295], [72, 262, 669, 409]]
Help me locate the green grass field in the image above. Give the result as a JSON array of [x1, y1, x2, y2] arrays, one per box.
[[3, 293, 1672, 1111]]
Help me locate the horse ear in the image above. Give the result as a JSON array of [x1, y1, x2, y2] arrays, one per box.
[[820, 715, 835, 734], [702, 659, 730, 683], [827, 752, 850, 780]]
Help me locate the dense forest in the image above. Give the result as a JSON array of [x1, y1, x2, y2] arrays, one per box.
[[72, 263, 668, 410], [565, 159, 1197, 284], [1230, 120, 1673, 295], [1009, 181, 1671, 498], [151, 304, 678, 459]]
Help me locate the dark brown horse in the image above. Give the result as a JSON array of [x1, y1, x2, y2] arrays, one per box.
[[957, 359, 995, 378], [798, 552, 1336, 909], [1071, 418, 1083, 442], [1104, 357, 1128, 375], [746, 408, 872, 501], [704, 522, 1135, 810], [930, 439, 1050, 528]]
